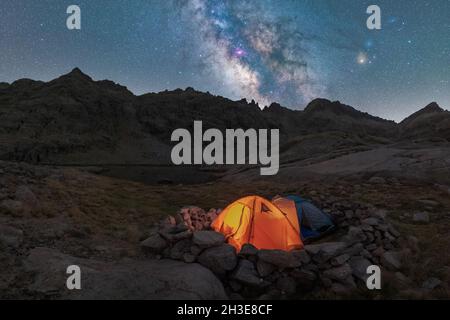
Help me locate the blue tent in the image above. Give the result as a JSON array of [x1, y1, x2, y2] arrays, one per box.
[[274, 195, 335, 241]]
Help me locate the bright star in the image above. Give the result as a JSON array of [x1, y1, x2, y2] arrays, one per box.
[[357, 52, 368, 65], [233, 47, 246, 58]]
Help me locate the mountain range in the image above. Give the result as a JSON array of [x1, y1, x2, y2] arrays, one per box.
[[0, 68, 449, 183]]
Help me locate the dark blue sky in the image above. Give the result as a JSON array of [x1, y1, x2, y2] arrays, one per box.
[[1, 0, 449, 121]]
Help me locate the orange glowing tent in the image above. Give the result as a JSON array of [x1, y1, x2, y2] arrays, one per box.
[[211, 196, 303, 252]]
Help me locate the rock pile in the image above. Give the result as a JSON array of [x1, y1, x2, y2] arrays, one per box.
[[164, 206, 220, 232], [141, 201, 411, 299]]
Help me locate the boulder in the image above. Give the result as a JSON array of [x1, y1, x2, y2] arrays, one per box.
[[159, 226, 192, 243], [349, 257, 372, 282], [24, 247, 227, 299], [228, 293, 244, 300], [141, 233, 168, 254], [382, 251, 402, 270], [344, 227, 366, 245], [182, 253, 196, 263], [374, 224, 388, 232], [305, 242, 346, 257], [190, 245, 203, 256], [361, 249, 372, 259], [0, 224, 23, 248], [331, 254, 350, 266], [170, 239, 192, 260], [291, 250, 311, 264], [198, 244, 237, 274], [307, 242, 347, 263], [239, 243, 258, 257], [232, 260, 264, 287], [257, 250, 302, 269], [172, 223, 190, 233], [344, 243, 364, 256], [192, 231, 225, 248], [276, 277, 297, 295], [256, 260, 276, 277], [361, 224, 374, 232], [384, 232, 395, 242], [323, 264, 352, 282], [258, 289, 282, 300], [373, 209, 387, 220], [290, 269, 317, 289], [361, 217, 379, 226], [388, 225, 401, 238]]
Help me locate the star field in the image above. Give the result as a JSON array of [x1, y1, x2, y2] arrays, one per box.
[[0, 0, 449, 121]]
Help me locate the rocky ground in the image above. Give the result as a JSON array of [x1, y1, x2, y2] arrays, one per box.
[[1, 159, 450, 300]]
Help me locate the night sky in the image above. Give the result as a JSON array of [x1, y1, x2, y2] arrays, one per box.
[[1, 0, 449, 122]]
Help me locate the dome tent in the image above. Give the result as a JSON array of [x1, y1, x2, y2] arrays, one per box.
[[272, 195, 335, 242], [211, 196, 303, 252]]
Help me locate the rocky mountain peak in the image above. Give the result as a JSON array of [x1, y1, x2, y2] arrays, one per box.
[[303, 99, 359, 116], [303, 98, 332, 111], [303, 98, 387, 123], [59, 67, 93, 82], [420, 102, 444, 114], [44, 68, 134, 97], [401, 102, 445, 125], [304, 98, 353, 112], [264, 102, 291, 113]]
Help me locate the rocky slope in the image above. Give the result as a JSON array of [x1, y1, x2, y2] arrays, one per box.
[[1, 160, 449, 299], [400, 102, 450, 141]]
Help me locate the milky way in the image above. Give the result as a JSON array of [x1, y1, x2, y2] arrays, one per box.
[[177, 0, 324, 107]]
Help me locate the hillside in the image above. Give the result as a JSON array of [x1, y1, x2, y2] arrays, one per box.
[[400, 102, 450, 141]]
